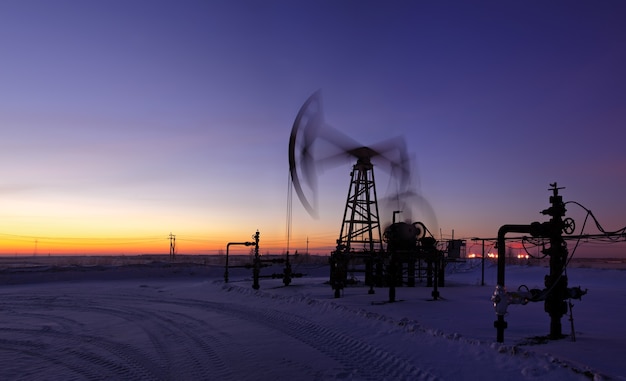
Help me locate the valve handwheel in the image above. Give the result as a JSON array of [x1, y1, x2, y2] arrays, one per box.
[[563, 217, 575, 234]]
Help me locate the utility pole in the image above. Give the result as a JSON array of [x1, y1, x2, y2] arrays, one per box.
[[169, 233, 176, 260]]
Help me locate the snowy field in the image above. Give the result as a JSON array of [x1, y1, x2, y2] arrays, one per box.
[[0, 256, 624, 380]]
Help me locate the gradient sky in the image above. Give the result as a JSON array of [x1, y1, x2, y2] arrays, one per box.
[[1, 1, 625, 256]]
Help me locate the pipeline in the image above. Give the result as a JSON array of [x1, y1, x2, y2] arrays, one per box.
[[494, 223, 543, 343], [224, 241, 255, 283]]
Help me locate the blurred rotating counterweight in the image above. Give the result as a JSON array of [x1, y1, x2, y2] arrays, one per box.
[[289, 91, 413, 251]]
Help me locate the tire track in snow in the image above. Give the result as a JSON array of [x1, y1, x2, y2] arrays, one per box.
[[88, 293, 291, 380], [214, 303, 434, 381], [0, 293, 229, 380], [4, 324, 165, 379], [98, 294, 344, 380], [77, 303, 212, 380], [0, 289, 315, 380], [0, 294, 166, 380], [104, 293, 438, 381], [0, 337, 107, 380], [42, 289, 436, 380], [0, 327, 158, 380], [0, 306, 147, 379]]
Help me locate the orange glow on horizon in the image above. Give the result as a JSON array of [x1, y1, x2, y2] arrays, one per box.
[[0, 229, 339, 256]]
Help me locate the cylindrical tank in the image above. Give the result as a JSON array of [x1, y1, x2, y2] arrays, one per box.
[[384, 222, 422, 251]]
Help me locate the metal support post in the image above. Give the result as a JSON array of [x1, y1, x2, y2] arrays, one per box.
[[252, 231, 261, 290]]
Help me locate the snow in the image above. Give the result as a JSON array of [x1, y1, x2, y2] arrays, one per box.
[[0, 257, 624, 380]]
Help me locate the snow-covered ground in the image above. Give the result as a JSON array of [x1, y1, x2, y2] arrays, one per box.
[[0, 257, 623, 380]]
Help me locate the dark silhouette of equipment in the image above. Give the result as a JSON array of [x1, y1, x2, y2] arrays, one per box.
[[224, 231, 303, 289], [491, 183, 587, 343], [289, 91, 443, 299], [169, 233, 176, 260]]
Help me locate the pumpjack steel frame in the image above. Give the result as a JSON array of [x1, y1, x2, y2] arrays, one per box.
[[337, 157, 383, 254]]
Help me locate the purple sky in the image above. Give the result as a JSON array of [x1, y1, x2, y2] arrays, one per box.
[[1, 1, 625, 256]]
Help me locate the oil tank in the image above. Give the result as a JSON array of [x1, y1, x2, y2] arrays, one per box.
[[384, 222, 423, 251]]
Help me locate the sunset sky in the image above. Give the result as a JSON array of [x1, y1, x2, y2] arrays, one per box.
[[1, 1, 625, 256]]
